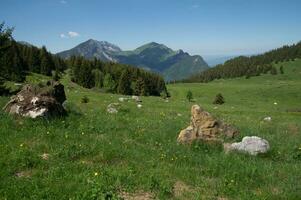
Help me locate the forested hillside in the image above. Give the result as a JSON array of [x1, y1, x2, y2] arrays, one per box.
[[0, 23, 167, 96], [184, 42, 301, 82]]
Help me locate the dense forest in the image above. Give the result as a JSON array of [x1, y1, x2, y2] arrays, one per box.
[[183, 42, 301, 83], [0, 23, 167, 96], [67, 56, 167, 96]]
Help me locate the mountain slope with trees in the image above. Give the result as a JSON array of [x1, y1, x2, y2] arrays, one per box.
[[184, 42, 301, 82], [0, 23, 167, 97], [57, 40, 209, 81]]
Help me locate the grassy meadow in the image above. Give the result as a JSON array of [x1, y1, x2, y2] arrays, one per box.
[[0, 59, 301, 199]]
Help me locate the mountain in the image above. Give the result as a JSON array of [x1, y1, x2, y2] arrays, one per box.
[[18, 41, 35, 47], [57, 40, 209, 81], [57, 39, 121, 61]]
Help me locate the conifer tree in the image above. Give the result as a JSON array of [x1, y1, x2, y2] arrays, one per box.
[[93, 69, 104, 88], [103, 73, 116, 92], [40, 46, 53, 75], [134, 78, 146, 96], [117, 69, 132, 95]]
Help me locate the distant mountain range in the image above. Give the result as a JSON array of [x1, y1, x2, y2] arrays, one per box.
[[57, 39, 209, 81]]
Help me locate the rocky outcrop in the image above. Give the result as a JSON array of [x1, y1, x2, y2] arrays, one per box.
[[177, 105, 239, 143], [3, 81, 66, 118], [224, 136, 270, 155]]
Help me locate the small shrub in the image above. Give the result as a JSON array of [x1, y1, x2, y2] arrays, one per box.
[[213, 93, 225, 104], [81, 96, 89, 104], [186, 90, 193, 102]]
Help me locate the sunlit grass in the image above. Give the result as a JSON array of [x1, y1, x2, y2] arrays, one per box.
[[0, 60, 300, 199]]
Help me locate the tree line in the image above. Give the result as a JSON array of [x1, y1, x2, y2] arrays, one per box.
[[0, 22, 167, 96], [0, 23, 67, 82], [67, 56, 167, 96], [182, 41, 301, 83]]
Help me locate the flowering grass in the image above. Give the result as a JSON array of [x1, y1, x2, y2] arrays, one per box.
[[0, 59, 301, 199]]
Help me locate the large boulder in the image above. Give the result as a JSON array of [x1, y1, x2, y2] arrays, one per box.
[[177, 105, 239, 143], [3, 81, 66, 118], [224, 136, 270, 155]]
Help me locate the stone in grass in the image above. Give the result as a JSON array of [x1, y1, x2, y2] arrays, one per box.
[[3, 81, 66, 118], [107, 103, 120, 114], [118, 97, 130, 102], [132, 95, 142, 102], [177, 105, 239, 144], [137, 104, 142, 108], [224, 136, 270, 156], [263, 116, 272, 122]]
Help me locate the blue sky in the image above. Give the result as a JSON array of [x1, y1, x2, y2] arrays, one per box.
[[1, 0, 301, 57]]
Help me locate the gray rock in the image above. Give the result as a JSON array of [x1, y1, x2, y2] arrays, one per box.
[[107, 103, 120, 114], [226, 136, 270, 155], [132, 95, 142, 102], [118, 97, 129, 102], [3, 81, 66, 118], [263, 116, 272, 121]]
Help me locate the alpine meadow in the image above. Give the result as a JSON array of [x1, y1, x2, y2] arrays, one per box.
[[1, 1, 301, 200]]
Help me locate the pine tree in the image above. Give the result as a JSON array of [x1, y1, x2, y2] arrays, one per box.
[[103, 73, 116, 92], [117, 69, 132, 95], [40, 46, 53, 75], [134, 78, 146, 96], [93, 69, 104, 88]]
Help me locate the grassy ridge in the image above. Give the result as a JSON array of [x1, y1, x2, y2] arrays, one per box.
[[0, 60, 300, 199]]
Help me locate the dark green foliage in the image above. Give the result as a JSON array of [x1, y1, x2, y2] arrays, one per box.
[[103, 73, 116, 92], [0, 23, 24, 82], [270, 67, 278, 75], [0, 22, 67, 84], [185, 41, 301, 82], [67, 56, 167, 96], [52, 70, 61, 81], [40, 46, 54, 76], [186, 90, 193, 102], [81, 96, 89, 103], [213, 93, 225, 104], [0, 22, 167, 97], [280, 65, 284, 74], [117, 69, 132, 95], [93, 69, 104, 88], [134, 77, 146, 96]]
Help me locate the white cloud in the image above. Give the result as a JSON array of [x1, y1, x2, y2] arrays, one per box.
[[60, 33, 67, 38], [68, 31, 80, 38], [60, 0, 67, 4]]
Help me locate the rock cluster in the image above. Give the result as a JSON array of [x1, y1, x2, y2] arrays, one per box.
[[177, 104, 239, 143], [3, 81, 66, 118], [107, 103, 120, 114]]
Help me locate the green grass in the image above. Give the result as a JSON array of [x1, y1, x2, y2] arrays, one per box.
[[0, 60, 301, 199]]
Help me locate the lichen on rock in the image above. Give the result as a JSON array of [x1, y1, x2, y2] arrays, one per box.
[[3, 80, 66, 118]]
